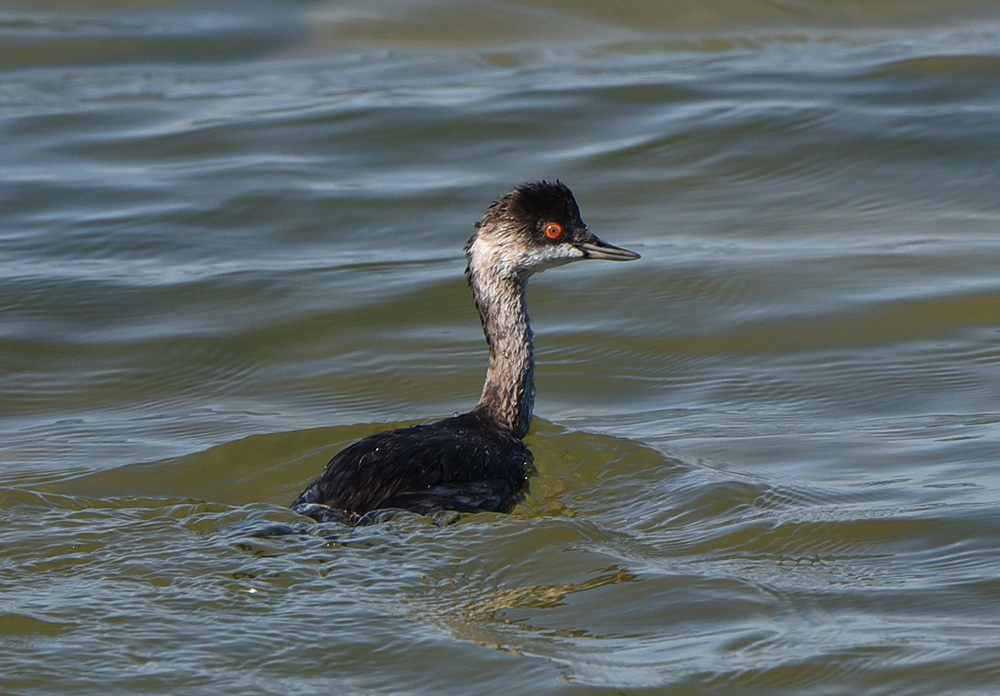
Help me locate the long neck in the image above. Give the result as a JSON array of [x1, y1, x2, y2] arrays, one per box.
[[467, 265, 535, 439]]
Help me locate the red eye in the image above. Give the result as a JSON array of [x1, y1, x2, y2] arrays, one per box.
[[544, 222, 563, 239]]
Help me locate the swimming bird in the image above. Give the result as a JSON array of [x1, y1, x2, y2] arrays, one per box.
[[291, 181, 639, 522]]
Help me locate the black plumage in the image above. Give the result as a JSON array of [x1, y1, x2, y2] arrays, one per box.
[[292, 412, 533, 520]]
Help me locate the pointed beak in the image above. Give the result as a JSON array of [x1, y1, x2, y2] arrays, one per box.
[[574, 232, 641, 261]]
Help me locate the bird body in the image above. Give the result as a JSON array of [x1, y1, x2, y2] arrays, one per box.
[[293, 411, 531, 519], [292, 181, 638, 522]]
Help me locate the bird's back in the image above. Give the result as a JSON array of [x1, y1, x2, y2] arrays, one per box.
[[291, 412, 533, 520]]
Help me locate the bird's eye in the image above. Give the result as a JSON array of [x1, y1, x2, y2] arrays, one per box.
[[544, 222, 564, 239]]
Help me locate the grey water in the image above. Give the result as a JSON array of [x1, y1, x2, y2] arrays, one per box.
[[2, 1, 999, 694]]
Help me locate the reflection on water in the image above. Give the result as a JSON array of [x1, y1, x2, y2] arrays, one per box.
[[2, 0, 1000, 694]]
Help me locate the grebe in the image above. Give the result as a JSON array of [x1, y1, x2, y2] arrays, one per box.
[[292, 181, 639, 522]]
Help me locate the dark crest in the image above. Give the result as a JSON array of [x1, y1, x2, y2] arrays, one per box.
[[483, 180, 586, 233]]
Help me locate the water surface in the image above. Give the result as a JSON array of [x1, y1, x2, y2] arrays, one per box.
[[2, 1, 999, 694]]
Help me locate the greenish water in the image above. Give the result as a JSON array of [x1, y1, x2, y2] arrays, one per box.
[[2, 1, 1000, 694]]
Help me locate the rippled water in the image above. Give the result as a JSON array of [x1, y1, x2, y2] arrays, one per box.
[[2, 1, 999, 694]]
